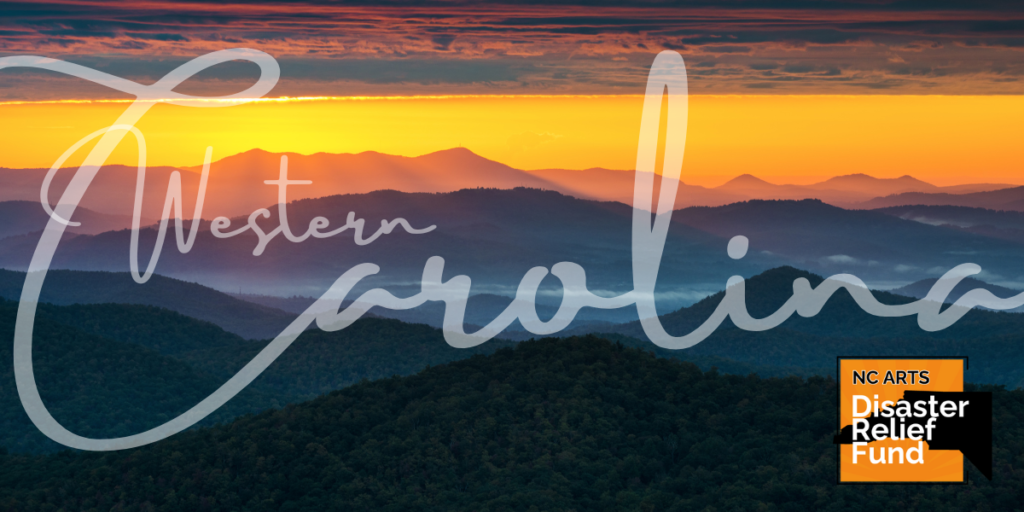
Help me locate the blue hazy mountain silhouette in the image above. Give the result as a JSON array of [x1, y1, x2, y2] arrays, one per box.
[[2, 190, 1024, 309]]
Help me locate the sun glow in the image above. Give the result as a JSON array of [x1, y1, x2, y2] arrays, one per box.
[[2, 94, 1023, 187]]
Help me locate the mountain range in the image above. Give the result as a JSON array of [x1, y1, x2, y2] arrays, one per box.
[[0, 188, 776, 311], [0, 265, 854, 455], [0, 201, 148, 239], [4, 262, 1024, 458], [4, 187, 1024, 304], [0, 295, 520, 453], [2, 148, 1018, 223], [0, 337, 1015, 510], [581, 266, 1024, 387], [711, 173, 1011, 207], [0, 269, 297, 340], [671, 199, 1024, 286], [859, 186, 1024, 211], [875, 205, 1024, 244], [890, 275, 1024, 312]]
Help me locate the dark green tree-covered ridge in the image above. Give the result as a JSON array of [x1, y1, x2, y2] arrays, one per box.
[[1, 337, 1022, 512], [210, 265, 1024, 389], [0, 300, 273, 453], [576, 266, 1024, 387], [28, 299, 520, 400], [0, 296, 817, 454], [8, 261, 1024, 453], [35, 299, 823, 389], [0, 298, 519, 453], [602, 322, 1024, 389]]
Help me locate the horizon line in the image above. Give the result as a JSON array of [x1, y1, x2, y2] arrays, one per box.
[[7, 145, 1022, 190]]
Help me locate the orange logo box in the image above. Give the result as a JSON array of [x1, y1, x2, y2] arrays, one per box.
[[837, 358, 966, 483]]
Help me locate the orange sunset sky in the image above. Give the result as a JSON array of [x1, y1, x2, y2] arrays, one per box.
[[2, 94, 1023, 187], [3, 2, 1024, 187]]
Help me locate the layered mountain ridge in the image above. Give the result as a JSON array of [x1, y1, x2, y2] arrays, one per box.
[[2, 148, 1018, 224]]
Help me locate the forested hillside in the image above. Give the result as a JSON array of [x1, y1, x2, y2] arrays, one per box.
[[0, 269, 298, 340], [1, 337, 1020, 511], [0, 295, 825, 454], [0, 301, 272, 453], [0, 299, 518, 453], [7, 259, 1024, 457], [588, 267, 1024, 387]]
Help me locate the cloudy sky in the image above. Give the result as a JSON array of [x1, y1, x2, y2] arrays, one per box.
[[2, 1, 1022, 185], [2, 0, 1024, 100]]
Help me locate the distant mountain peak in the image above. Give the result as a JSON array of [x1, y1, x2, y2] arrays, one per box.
[[820, 173, 878, 183], [217, 147, 489, 166], [425, 146, 477, 156], [818, 173, 928, 185], [895, 174, 929, 184], [720, 174, 773, 187], [749, 265, 825, 285], [414, 146, 494, 163]]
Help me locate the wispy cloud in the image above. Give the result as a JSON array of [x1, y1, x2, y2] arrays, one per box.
[[2, 1, 1024, 98]]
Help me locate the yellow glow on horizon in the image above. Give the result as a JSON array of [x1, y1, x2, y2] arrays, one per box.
[[2, 94, 1023, 187]]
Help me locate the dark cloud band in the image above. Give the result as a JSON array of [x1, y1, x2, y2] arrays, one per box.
[[1, 1, 1023, 96]]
